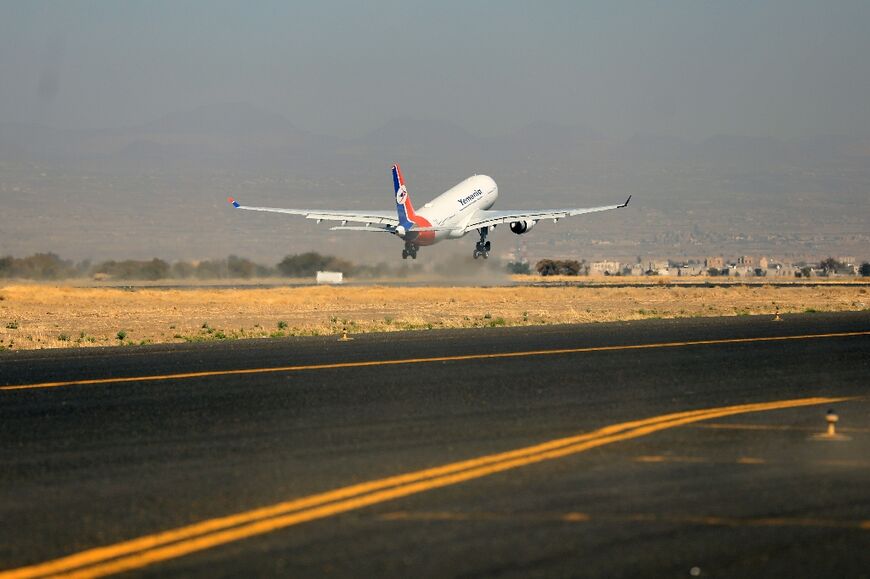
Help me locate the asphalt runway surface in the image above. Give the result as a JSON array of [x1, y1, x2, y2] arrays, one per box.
[[1, 312, 869, 578]]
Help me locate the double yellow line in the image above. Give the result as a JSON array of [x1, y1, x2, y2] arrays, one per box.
[[0, 396, 852, 579]]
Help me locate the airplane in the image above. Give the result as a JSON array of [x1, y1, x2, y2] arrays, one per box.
[[228, 163, 630, 260]]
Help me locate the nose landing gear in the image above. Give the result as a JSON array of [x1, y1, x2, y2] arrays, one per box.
[[473, 227, 491, 259]]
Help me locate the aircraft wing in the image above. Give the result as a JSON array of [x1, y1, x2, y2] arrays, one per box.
[[228, 198, 400, 227], [462, 196, 631, 231]]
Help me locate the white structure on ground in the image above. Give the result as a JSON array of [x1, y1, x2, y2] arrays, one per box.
[[316, 271, 343, 285]]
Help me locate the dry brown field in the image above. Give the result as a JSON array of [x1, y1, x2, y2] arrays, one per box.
[[0, 280, 868, 350]]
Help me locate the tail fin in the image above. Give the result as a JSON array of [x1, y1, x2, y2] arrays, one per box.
[[392, 163, 417, 227]]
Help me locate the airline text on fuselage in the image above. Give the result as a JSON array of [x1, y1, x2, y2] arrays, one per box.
[[458, 189, 483, 207]]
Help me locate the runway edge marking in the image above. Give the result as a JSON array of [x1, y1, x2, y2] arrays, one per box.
[[3, 330, 870, 392], [0, 396, 853, 579]]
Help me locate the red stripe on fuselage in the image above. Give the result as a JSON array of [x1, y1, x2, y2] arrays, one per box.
[[407, 213, 434, 245]]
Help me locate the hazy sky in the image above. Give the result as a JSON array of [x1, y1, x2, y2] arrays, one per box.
[[2, 0, 869, 139]]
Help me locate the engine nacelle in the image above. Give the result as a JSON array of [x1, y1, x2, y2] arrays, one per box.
[[510, 220, 536, 235]]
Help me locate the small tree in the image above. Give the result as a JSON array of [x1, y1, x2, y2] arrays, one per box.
[[0, 256, 12, 278], [820, 257, 842, 274], [195, 259, 227, 279], [506, 261, 531, 275], [172, 261, 196, 279], [227, 255, 256, 278], [558, 260, 582, 276], [859, 262, 870, 277], [91, 258, 169, 280], [535, 259, 558, 276]]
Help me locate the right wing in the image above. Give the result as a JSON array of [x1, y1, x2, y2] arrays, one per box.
[[462, 196, 631, 231], [228, 198, 399, 228]]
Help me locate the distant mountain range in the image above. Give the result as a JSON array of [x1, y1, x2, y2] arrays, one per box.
[[1, 102, 867, 264]]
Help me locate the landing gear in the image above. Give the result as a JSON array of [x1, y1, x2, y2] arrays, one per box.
[[473, 227, 491, 259], [402, 242, 418, 260]]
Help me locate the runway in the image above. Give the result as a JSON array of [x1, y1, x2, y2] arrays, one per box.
[[1, 312, 868, 577]]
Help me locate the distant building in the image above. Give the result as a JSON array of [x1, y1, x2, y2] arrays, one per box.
[[737, 255, 755, 267], [643, 260, 669, 275], [767, 266, 790, 277], [680, 264, 707, 276], [758, 256, 769, 270], [762, 261, 796, 277], [590, 260, 621, 275], [832, 264, 859, 276], [730, 265, 755, 277], [705, 256, 725, 269]]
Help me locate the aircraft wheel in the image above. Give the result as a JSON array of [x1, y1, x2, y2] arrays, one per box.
[[402, 250, 408, 259], [482, 252, 489, 259], [473, 250, 480, 259], [484, 241, 491, 251]]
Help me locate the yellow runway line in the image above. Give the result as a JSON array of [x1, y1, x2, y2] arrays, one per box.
[[380, 511, 870, 530], [0, 404, 740, 578], [3, 331, 869, 392], [0, 396, 852, 579]]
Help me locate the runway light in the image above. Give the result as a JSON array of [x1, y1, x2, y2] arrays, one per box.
[[810, 408, 850, 441], [826, 409, 838, 436], [338, 322, 353, 342]]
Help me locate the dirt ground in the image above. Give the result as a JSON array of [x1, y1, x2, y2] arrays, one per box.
[[0, 281, 868, 350]]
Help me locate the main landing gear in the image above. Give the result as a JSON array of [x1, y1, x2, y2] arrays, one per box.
[[473, 227, 491, 259], [402, 241, 418, 260]]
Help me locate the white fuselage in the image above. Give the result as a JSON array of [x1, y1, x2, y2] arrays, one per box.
[[413, 175, 498, 244]]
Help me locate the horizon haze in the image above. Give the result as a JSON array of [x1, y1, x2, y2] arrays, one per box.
[[1, 1, 868, 265]]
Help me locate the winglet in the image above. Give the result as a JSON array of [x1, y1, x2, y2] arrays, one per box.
[[618, 195, 631, 208], [228, 197, 241, 208]]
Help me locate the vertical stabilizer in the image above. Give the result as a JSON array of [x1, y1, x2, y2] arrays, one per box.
[[392, 163, 417, 228]]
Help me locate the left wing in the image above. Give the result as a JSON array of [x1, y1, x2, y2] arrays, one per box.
[[228, 198, 399, 227], [463, 196, 631, 231]]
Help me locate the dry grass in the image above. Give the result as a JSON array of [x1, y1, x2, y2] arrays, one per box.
[[0, 282, 867, 350]]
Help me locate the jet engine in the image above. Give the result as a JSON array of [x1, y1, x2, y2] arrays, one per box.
[[509, 220, 536, 235]]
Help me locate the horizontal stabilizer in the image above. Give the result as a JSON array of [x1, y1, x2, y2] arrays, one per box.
[[330, 225, 395, 233]]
